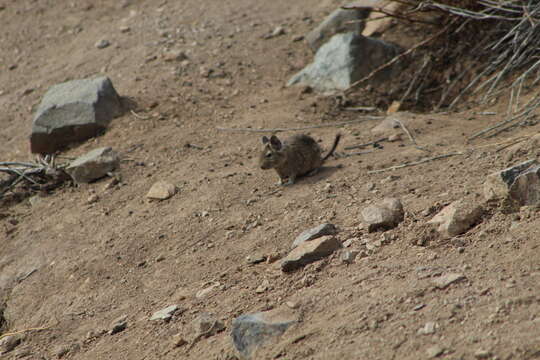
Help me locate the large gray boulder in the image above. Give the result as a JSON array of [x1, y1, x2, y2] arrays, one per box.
[[30, 76, 122, 154], [306, 7, 368, 52], [288, 32, 401, 93]]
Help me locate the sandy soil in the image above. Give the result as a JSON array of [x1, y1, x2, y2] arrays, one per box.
[[0, 0, 539, 359]]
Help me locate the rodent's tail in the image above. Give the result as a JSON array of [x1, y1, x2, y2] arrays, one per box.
[[322, 133, 341, 162]]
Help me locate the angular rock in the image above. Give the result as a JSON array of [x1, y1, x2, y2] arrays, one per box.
[[281, 235, 342, 272], [192, 312, 225, 338], [340, 249, 359, 264], [150, 305, 179, 321], [428, 199, 484, 237], [288, 32, 401, 93], [172, 334, 188, 347], [371, 112, 414, 136], [361, 197, 404, 232], [31, 76, 122, 154], [306, 7, 368, 52], [291, 223, 337, 249], [0, 334, 21, 354], [418, 321, 437, 335], [146, 181, 177, 200], [507, 164, 540, 206], [432, 273, 465, 289], [484, 160, 538, 201], [65, 147, 119, 183], [231, 307, 298, 359], [426, 345, 444, 358]]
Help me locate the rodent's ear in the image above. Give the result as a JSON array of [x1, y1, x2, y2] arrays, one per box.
[[261, 136, 269, 144], [270, 135, 282, 150]]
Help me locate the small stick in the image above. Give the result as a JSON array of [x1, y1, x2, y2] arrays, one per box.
[[343, 21, 455, 94], [495, 137, 528, 152], [0, 162, 40, 168], [0, 325, 53, 340], [216, 117, 382, 133], [130, 109, 150, 120], [342, 106, 377, 112], [394, 119, 417, 145], [340, 150, 375, 157], [367, 152, 463, 174], [344, 137, 388, 150]]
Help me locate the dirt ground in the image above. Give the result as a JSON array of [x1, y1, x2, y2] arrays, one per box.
[[1, 0, 539, 359]]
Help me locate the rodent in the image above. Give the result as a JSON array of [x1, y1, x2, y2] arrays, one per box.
[[259, 133, 341, 185]]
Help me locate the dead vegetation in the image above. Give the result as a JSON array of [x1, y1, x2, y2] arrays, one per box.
[[347, 0, 540, 132]]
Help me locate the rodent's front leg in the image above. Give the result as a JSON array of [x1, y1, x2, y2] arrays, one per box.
[[281, 174, 296, 186]]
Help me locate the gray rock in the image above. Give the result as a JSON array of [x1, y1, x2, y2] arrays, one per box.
[[292, 223, 337, 249], [192, 312, 225, 338], [65, 147, 120, 183], [0, 335, 21, 354], [95, 39, 111, 49], [361, 197, 404, 232], [306, 7, 368, 52], [231, 307, 298, 359], [31, 76, 122, 154], [417, 321, 437, 335], [281, 235, 342, 272], [474, 349, 492, 359], [484, 160, 538, 201], [426, 345, 444, 358], [109, 315, 127, 335], [508, 164, 540, 206], [432, 273, 465, 289], [288, 32, 401, 93], [428, 199, 484, 237], [340, 249, 359, 264], [150, 305, 179, 321]]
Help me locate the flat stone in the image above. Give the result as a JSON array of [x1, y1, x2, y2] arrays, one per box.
[[95, 39, 111, 49], [474, 349, 492, 359], [484, 160, 538, 201], [192, 312, 225, 338], [361, 197, 404, 232], [426, 345, 444, 358], [281, 235, 342, 272], [432, 273, 466, 289], [288, 32, 401, 93], [306, 6, 368, 52], [291, 223, 337, 249], [31, 76, 122, 154], [65, 147, 119, 183], [0, 335, 21, 354], [150, 305, 179, 321], [428, 198, 484, 237], [146, 181, 177, 200], [231, 307, 298, 359]]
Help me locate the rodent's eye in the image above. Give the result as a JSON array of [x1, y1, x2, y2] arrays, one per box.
[[265, 153, 272, 158]]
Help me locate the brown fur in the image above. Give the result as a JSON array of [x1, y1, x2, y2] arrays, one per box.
[[259, 133, 341, 185]]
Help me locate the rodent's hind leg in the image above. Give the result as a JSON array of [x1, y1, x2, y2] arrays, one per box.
[[307, 168, 319, 177]]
